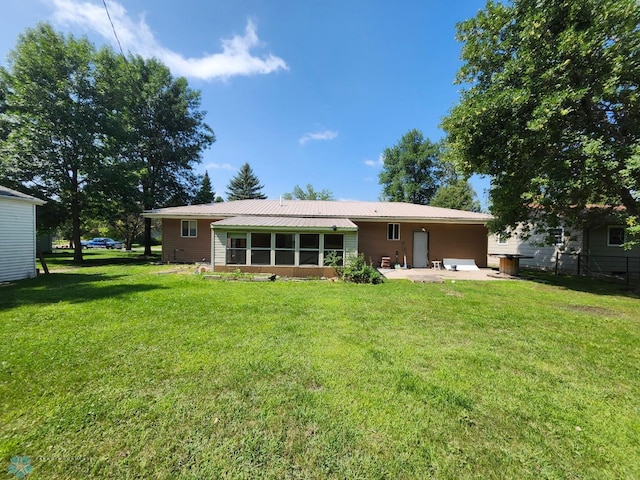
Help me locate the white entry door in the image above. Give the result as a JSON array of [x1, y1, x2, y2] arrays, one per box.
[[413, 231, 429, 268]]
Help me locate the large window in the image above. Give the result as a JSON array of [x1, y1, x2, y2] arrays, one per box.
[[275, 233, 295, 265], [324, 234, 344, 266], [608, 226, 625, 247], [251, 232, 271, 265], [226, 234, 246, 264], [223, 232, 346, 267], [387, 223, 400, 241], [181, 220, 197, 237], [299, 234, 320, 265]]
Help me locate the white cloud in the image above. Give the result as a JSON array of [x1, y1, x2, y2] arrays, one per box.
[[299, 130, 338, 145], [204, 162, 235, 171], [49, 0, 288, 80], [364, 153, 384, 167]]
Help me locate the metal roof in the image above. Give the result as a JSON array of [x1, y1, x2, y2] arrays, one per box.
[[145, 199, 492, 224], [212, 216, 358, 230]]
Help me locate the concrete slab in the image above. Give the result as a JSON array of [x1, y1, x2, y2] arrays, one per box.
[[378, 267, 514, 282]]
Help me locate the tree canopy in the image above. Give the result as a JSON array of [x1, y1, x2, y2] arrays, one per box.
[[0, 24, 214, 258], [283, 184, 334, 201], [0, 24, 104, 261], [430, 179, 482, 212], [194, 171, 215, 204], [441, 0, 640, 240], [226, 163, 266, 200], [378, 130, 444, 205]]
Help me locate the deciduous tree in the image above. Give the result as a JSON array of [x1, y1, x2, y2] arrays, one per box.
[[0, 24, 104, 262], [378, 130, 444, 205], [283, 184, 334, 200], [441, 0, 640, 240]]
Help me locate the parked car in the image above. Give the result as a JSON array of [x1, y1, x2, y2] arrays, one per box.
[[81, 237, 124, 249]]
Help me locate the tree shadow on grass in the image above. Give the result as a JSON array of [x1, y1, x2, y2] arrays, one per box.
[[0, 272, 169, 309], [43, 250, 161, 269], [520, 269, 639, 298]]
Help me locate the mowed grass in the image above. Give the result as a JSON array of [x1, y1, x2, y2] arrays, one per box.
[[1, 253, 639, 479]]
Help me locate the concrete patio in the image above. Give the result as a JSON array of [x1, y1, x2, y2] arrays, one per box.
[[378, 267, 514, 282]]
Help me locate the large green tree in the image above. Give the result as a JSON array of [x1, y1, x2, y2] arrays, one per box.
[[442, 0, 640, 239], [283, 184, 334, 200], [226, 163, 267, 200], [0, 24, 105, 261], [116, 56, 215, 255], [378, 130, 444, 205]]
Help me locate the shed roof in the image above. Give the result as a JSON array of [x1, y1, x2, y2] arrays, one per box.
[[0, 186, 46, 205], [145, 199, 491, 224]]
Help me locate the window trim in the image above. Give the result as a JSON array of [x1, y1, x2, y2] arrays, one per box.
[[547, 227, 564, 246], [387, 223, 400, 241], [181, 219, 197, 238], [607, 226, 625, 247]]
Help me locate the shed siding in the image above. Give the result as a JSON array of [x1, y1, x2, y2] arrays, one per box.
[[0, 198, 37, 282]]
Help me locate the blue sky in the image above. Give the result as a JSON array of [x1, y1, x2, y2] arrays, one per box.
[[0, 0, 491, 206]]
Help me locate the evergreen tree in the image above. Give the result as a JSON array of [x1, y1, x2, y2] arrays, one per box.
[[226, 163, 267, 200], [194, 171, 215, 204], [430, 179, 482, 212]]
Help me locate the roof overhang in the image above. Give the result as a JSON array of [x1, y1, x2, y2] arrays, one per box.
[[210, 216, 358, 232]]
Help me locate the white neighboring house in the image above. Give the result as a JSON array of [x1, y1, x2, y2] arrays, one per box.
[[488, 218, 640, 278], [0, 186, 46, 282]]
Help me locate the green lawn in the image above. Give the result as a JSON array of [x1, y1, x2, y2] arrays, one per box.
[[1, 253, 639, 479]]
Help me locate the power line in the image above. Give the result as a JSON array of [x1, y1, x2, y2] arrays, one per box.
[[102, 0, 126, 59]]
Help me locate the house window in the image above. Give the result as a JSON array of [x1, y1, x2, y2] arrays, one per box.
[[547, 227, 564, 246], [608, 226, 625, 247], [497, 233, 508, 245], [250, 232, 271, 265], [299, 234, 320, 266], [275, 233, 295, 265], [181, 220, 197, 237], [226, 233, 246, 264], [324, 234, 344, 266], [387, 223, 400, 241]]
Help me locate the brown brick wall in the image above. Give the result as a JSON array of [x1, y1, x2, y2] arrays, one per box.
[[356, 221, 488, 268], [162, 219, 213, 263]]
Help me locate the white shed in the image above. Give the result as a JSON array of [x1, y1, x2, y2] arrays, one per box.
[[0, 186, 46, 282]]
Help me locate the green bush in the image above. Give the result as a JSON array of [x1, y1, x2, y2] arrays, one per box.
[[341, 254, 383, 284]]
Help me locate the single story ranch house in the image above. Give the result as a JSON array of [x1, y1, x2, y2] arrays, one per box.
[[144, 199, 492, 277]]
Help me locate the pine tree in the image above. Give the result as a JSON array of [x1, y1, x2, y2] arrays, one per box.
[[193, 171, 215, 204], [226, 163, 267, 200]]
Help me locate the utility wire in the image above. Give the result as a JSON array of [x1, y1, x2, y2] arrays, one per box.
[[102, 0, 126, 59]]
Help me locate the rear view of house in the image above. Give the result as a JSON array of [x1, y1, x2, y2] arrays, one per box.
[[144, 199, 492, 277], [0, 186, 46, 282]]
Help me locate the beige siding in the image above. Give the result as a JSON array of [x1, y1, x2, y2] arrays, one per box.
[[0, 198, 37, 282], [212, 230, 227, 268], [356, 221, 488, 268]]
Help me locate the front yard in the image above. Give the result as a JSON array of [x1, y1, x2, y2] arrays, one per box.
[[1, 252, 639, 478]]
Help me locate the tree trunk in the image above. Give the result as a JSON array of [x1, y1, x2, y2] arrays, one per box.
[[144, 217, 152, 256], [71, 172, 84, 263]]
